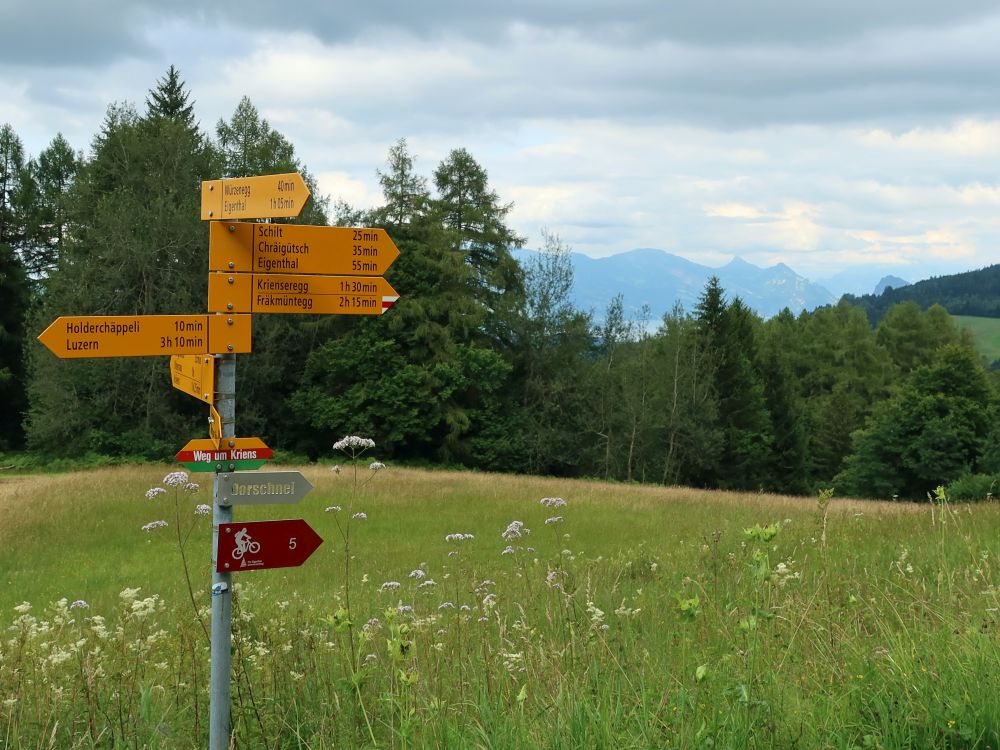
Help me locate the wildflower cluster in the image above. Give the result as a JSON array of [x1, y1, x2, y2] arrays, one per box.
[[333, 436, 376, 452], [162, 471, 189, 487], [502, 520, 529, 541]]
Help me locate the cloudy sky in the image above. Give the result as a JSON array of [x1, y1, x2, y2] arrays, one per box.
[[3, 1, 1000, 289]]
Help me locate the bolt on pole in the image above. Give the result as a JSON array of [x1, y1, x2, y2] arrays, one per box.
[[210, 353, 236, 750]]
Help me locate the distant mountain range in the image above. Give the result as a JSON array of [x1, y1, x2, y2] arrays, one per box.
[[513, 247, 995, 324], [514, 248, 839, 320]]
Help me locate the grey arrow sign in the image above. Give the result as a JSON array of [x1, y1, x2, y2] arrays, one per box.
[[217, 471, 314, 506]]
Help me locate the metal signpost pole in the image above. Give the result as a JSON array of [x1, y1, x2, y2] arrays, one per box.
[[209, 353, 235, 750]]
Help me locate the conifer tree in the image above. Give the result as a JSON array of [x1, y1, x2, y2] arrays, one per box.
[[0, 124, 33, 447], [21, 134, 79, 279], [27, 73, 214, 455], [694, 278, 773, 490], [0, 240, 29, 448], [145, 65, 197, 128], [432, 147, 525, 348], [0, 123, 25, 246]]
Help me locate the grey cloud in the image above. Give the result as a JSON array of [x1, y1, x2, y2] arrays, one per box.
[[0, 3, 154, 65], [7, 0, 1000, 66]]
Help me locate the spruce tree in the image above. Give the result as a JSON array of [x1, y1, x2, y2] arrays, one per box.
[[0, 124, 33, 447], [27, 75, 214, 456], [0, 241, 30, 448], [21, 134, 79, 279], [694, 279, 773, 490], [145, 65, 196, 127]]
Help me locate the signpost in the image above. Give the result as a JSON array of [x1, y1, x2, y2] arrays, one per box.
[[176, 437, 272, 472], [38, 314, 251, 358], [216, 519, 322, 572], [37, 170, 398, 749], [209, 222, 399, 276], [171, 354, 215, 404], [208, 273, 399, 315], [217, 470, 314, 505], [201, 172, 310, 221]]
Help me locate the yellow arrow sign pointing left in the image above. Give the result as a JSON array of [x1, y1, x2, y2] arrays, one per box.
[[38, 315, 252, 359]]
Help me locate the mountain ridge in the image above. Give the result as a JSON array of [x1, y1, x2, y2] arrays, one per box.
[[514, 247, 836, 320]]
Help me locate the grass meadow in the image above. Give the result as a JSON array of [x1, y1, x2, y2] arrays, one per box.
[[2, 461, 1000, 748], [954, 315, 1000, 365]]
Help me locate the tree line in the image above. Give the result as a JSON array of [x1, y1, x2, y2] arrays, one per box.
[[1, 68, 998, 501], [843, 264, 1000, 324]]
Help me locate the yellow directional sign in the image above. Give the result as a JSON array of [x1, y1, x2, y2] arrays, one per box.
[[201, 173, 310, 221], [209, 404, 223, 448], [171, 354, 215, 404], [209, 222, 399, 276], [208, 273, 399, 315], [38, 315, 252, 359]]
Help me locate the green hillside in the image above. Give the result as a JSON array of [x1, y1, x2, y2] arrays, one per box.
[[954, 315, 1000, 367], [842, 264, 1000, 323]]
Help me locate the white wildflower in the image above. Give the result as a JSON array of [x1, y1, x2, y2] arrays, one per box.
[[352, 512, 367, 520], [418, 580, 437, 588], [184, 482, 200, 493], [409, 569, 426, 579], [438, 601, 455, 610], [70, 600, 89, 610], [145, 487, 166, 500], [501, 651, 525, 674], [162, 471, 189, 487], [502, 520, 528, 541], [544, 516, 563, 525], [330, 465, 342, 474], [379, 581, 400, 592], [368, 461, 385, 471], [141, 520, 168, 532], [333, 435, 375, 452], [194, 504, 211, 516], [540, 497, 567, 508], [13, 601, 31, 615], [131, 596, 159, 619], [324, 505, 341, 513], [586, 600, 605, 626], [445, 533, 475, 542]]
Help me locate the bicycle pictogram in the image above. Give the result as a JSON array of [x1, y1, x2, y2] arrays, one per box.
[[231, 527, 261, 560]]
